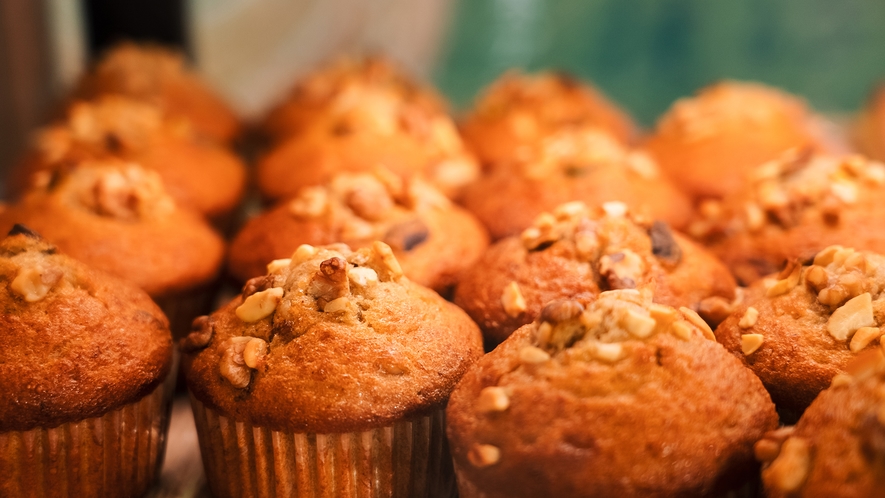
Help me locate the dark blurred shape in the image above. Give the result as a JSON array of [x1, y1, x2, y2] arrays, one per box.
[[83, 0, 190, 58]]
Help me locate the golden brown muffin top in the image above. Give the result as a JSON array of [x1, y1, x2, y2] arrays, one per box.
[[715, 246, 885, 413], [0, 160, 224, 297], [756, 348, 885, 497], [0, 228, 173, 432], [184, 242, 483, 433], [447, 290, 777, 497]]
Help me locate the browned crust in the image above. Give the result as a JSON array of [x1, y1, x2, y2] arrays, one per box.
[[0, 233, 173, 431]]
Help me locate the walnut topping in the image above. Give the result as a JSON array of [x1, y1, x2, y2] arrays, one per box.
[[679, 307, 715, 340], [599, 249, 644, 290], [519, 346, 551, 364], [323, 296, 350, 313], [243, 338, 268, 369], [827, 292, 875, 341], [348, 266, 379, 287], [621, 308, 656, 338], [591, 341, 624, 362], [10, 265, 62, 302], [850, 326, 882, 353], [236, 287, 285, 322], [289, 187, 329, 218], [74, 165, 175, 220], [308, 257, 351, 308], [766, 262, 802, 297], [266, 259, 292, 274], [468, 444, 501, 468], [218, 337, 255, 389], [739, 307, 759, 329], [741, 334, 764, 355], [181, 315, 213, 352], [477, 387, 510, 413], [501, 281, 527, 318], [292, 244, 318, 263], [764, 437, 810, 493], [697, 296, 735, 327], [539, 299, 584, 325], [601, 201, 628, 218], [755, 427, 797, 463]]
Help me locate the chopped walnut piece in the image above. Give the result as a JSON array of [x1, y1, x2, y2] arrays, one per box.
[[218, 337, 254, 389], [289, 186, 329, 218], [804, 265, 829, 291], [519, 346, 551, 364], [739, 307, 759, 329], [741, 334, 764, 355], [601, 201, 628, 218], [243, 338, 268, 369], [348, 266, 379, 287], [599, 249, 644, 290], [592, 342, 624, 362], [827, 292, 875, 341], [539, 299, 584, 325], [679, 307, 715, 340], [344, 181, 394, 221], [697, 296, 734, 327], [181, 315, 213, 352], [266, 258, 291, 274], [468, 444, 501, 468], [501, 281, 527, 318], [292, 244, 317, 263], [621, 308, 656, 338], [236, 287, 285, 322], [764, 437, 810, 494], [308, 257, 351, 308], [10, 266, 62, 302], [477, 387, 510, 413], [670, 321, 693, 341], [850, 326, 882, 353], [323, 296, 350, 313]]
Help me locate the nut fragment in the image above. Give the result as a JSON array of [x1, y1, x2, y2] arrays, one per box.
[[599, 249, 644, 290], [372, 241, 404, 281], [219, 337, 254, 389], [592, 342, 624, 362], [308, 257, 351, 308], [501, 281, 527, 318], [348, 266, 379, 287], [804, 265, 829, 291], [289, 187, 328, 218], [741, 334, 764, 355], [850, 326, 882, 353], [467, 444, 501, 468], [539, 299, 584, 324], [739, 307, 759, 329], [266, 258, 291, 274], [10, 266, 62, 302], [477, 387, 510, 413], [236, 287, 285, 322], [621, 309, 656, 338], [679, 307, 715, 340], [670, 321, 693, 341], [181, 315, 213, 352], [830, 373, 853, 388], [323, 296, 350, 313], [766, 263, 801, 297], [601, 201, 628, 217], [519, 346, 551, 364], [291, 244, 317, 263], [243, 338, 268, 369], [827, 292, 875, 341], [763, 437, 810, 494]]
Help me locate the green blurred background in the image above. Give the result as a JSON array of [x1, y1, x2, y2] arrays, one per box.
[[434, 0, 885, 124]]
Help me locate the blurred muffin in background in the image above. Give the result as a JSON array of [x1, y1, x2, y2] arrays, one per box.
[[0, 160, 225, 338], [855, 82, 885, 162], [0, 227, 175, 498], [447, 290, 778, 498], [8, 96, 246, 228], [646, 81, 837, 200], [756, 349, 885, 497], [460, 125, 692, 240], [691, 150, 885, 284], [184, 243, 482, 498], [229, 169, 488, 293], [461, 71, 638, 169], [454, 201, 735, 346], [74, 42, 241, 144]]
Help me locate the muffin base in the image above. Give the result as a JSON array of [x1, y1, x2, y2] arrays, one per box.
[[0, 362, 177, 498], [190, 396, 455, 498]]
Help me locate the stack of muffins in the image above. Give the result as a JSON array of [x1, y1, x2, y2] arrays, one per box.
[[5, 41, 885, 497]]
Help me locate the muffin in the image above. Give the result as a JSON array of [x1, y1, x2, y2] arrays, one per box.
[[183, 242, 483, 498], [262, 55, 448, 142], [8, 95, 246, 227], [645, 81, 834, 200], [0, 226, 175, 498], [690, 150, 885, 284], [447, 289, 778, 498], [229, 169, 488, 293], [74, 42, 240, 144], [715, 246, 885, 417], [461, 71, 637, 169], [460, 125, 692, 240], [0, 160, 225, 338], [756, 348, 885, 497], [454, 201, 736, 346], [855, 82, 885, 162]]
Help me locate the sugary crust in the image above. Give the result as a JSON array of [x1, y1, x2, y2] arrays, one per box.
[[461, 71, 637, 168], [75, 43, 240, 144], [0, 233, 172, 431], [447, 292, 777, 498], [185, 244, 484, 433], [8, 96, 246, 221], [646, 81, 828, 200], [0, 162, 224, 297]]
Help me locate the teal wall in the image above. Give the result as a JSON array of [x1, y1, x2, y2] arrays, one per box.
[[433, 0, 885, 125]]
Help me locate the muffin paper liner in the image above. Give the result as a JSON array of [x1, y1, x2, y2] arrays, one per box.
[[0, 357, 177, 498], [190, 396, 456, 498]]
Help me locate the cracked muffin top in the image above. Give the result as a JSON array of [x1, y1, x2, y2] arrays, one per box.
[[0, 227, 172, 432], [447, 290, 777, 498], [9, 96, 246, 221], [454, 201, 736, 346], [645, 81, 835, 200], [184, 242, 483, 433], [229, 170, 488, 292], [460, 126, 692, 240], [690, 150, 885, 284], [262, 55, 448, 142], [461, 71, 637, 168], [0, 160, 224, 297], [74, 42, 240, 143], [715, 246, 885, 415], [756, 348, 885, 498]]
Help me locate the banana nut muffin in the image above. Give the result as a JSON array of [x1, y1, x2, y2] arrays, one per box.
[[855, 82, 885, 162], [461, 71, 637, 169], [454, 201, 736, 346], [756, 348, 885, 497], [183, 242, 483, 498], [447, 290, 778, 498], [645, 81, 835, 200], [74, 42, 240, 144], [690, 150, 885, 284], [460, 125, 692, 240], [0, 226, 174, 498], [229, 169, 488, 293], [262, 55, 448, 142], [0, 160, 225, 337], [8, 95, 246, 226], [715, 246, 885, 416]]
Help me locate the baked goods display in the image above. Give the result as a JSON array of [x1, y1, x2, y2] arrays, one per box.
[[447, 290, 778, 497], [460, 124, 692, 240], [229, 169, 488, 292], [0, 226, 175, 497], [183, 243, 483, 497], [755, 349, 885, 497], [454, 201, 736, 346]]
